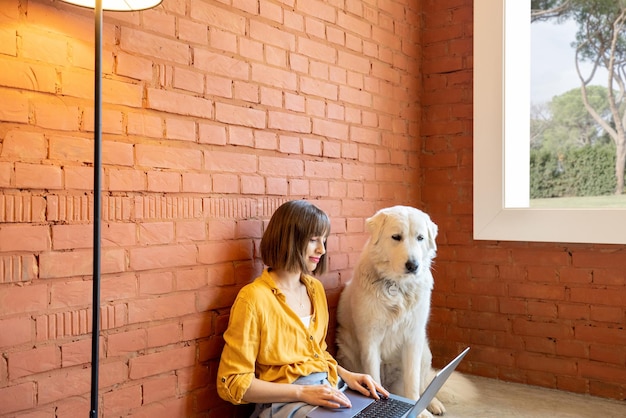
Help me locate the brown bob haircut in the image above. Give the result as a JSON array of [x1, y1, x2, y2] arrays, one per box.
[[260, 200, 330, 276]]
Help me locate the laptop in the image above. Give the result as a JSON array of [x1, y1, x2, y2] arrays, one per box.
[[307, 347, 470, 418]]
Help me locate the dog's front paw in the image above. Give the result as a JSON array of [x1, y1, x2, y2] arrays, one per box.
[[427, 396, 446, 415], [417, 410, 435, 418]]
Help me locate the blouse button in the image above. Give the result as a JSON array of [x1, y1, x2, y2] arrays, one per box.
[[309, 335, 314, 340], [221, 377, 226, 382]]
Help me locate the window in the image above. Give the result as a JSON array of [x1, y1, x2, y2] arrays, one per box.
[[473, 0, 626, 244]]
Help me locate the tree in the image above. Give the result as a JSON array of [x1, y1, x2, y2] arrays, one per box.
[[532, 0, 626, 194], [549, 86, 610, 149]]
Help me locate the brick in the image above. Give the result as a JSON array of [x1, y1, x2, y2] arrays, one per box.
[[39, 248, 126, 279], [0, 316, 32, 348], [259, 156, 304, 177], [15, 162, 63, 190], [138, 222, 174, 245], [143, 374, 178, 404], [104, 141, 134, 167], [215, 102, 266, 129], [102, 223, 136, 247], [194, 49, 249, 79], [212, 173, 239, 193], [8, 345, 58, 379], [127, 112, 164, 138], [234, 81, 261, 103], [139, 271, 174, 295], [129, 345, 196, 379], [0, 161, 11, 187], [64, 166, 94, 190], [128, 293, 196, 324], [61, 338, 91, 367], [102, 384, 142, 415], [0, 254, 38, 283], [210, 27, 237, 53], [52, 224, 92, 250], [181, 172, 212, 193], [190, 0, 246, 34], [1, 130, 47, 160], [0, 382, 35, 414], [117, 52, 153, 80], [197, 285, 241, 310], [229, 126, 254, 147], [121, 27, 189, 64], [37, 367, 91, 405], [134, 196, 203, 220], [0, 87, 28, 123], [251, 63, 297, 89], [173, 66, 205, 94], [205, 150, 257, 173], [297, 37, 336, 64], [101, 273, 137, 302], [166, 117, 197, 142], [198, 123, 227, 145], [147, 88, 212, 119], [147, 322, 181, 348], [198, 240, 253, 264], [177, 16, 208, 44], [136, 143, 203, 170], [33, 100, 81, 131], [177, 267, 209, 290], [570, 287, 626, 307], [305, 160, 342, 179], [108, 328, 148, 356], [0, 284, 48, 317], [175, 221, 206, 243], [35, 309, 91, 341], [129, 244, 197, 271]]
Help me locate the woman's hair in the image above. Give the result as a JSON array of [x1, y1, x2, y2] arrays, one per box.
[[260, 200, 330, 275]]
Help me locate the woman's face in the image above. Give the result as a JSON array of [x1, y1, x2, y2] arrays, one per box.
[[305, 235, 326, 272]]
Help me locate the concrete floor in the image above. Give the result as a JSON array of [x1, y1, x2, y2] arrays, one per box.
[[443, 375, 625, 417]]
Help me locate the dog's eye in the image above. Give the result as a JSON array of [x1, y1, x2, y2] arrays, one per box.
[[417, 234, 424, 241], [392, 234, 402, 241]]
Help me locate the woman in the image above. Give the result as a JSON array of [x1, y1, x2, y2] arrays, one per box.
[[217, 200, 388, 417]]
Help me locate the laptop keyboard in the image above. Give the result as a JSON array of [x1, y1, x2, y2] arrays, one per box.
[[354, 397, 414, 418]]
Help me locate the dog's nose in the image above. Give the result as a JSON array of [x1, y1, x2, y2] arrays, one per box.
[[405, 260, 418, 273]]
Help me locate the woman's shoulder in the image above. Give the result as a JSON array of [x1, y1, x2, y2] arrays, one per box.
[[235, 272, 275, 302]]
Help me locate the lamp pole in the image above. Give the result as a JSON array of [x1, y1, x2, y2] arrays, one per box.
[[58, 1, 162, 415], [90, 0, 103, 416]]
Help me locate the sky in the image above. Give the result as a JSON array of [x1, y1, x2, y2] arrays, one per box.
[[531, 19, 608, 104]]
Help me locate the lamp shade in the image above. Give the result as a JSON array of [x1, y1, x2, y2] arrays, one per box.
[[60, 0, 162, 11]]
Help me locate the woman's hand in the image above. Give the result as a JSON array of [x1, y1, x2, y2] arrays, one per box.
[[337, 367, 390, 400], [297, 384, 352, 409]]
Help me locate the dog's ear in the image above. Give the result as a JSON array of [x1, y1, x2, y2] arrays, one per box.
[[366, 211, 387, 245], [427, 217, 438, 254]]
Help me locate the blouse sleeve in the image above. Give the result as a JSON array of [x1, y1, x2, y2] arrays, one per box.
[[216, 291, 258, 405]]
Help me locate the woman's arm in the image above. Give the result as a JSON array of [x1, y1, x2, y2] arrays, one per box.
[[337, 366, 389, 400], [243, 377, 352, 408]]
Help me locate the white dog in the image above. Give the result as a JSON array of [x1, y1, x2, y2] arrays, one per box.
[[336, 206, 453, 417]]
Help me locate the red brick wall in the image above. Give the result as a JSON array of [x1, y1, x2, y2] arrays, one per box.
[[422, 0, 626, 402], [1, 0, 624, 417], [0, 0, 422, 416]]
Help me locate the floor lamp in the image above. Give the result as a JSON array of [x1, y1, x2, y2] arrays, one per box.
[[57, 1, 161, 417]]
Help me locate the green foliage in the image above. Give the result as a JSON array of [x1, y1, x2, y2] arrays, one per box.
[[535, 86, 611, 152], [530, 144, 618, 198]]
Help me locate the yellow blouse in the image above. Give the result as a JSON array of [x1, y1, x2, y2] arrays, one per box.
[[216, 269, 339, 405]]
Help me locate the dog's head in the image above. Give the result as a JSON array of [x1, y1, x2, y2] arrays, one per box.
[[364, 206, 438, 281]]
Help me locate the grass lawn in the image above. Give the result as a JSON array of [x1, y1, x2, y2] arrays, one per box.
[[530, 194, 626, 208]]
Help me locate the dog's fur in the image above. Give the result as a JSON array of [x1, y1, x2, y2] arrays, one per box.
[[336, 206, 474, 418]]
